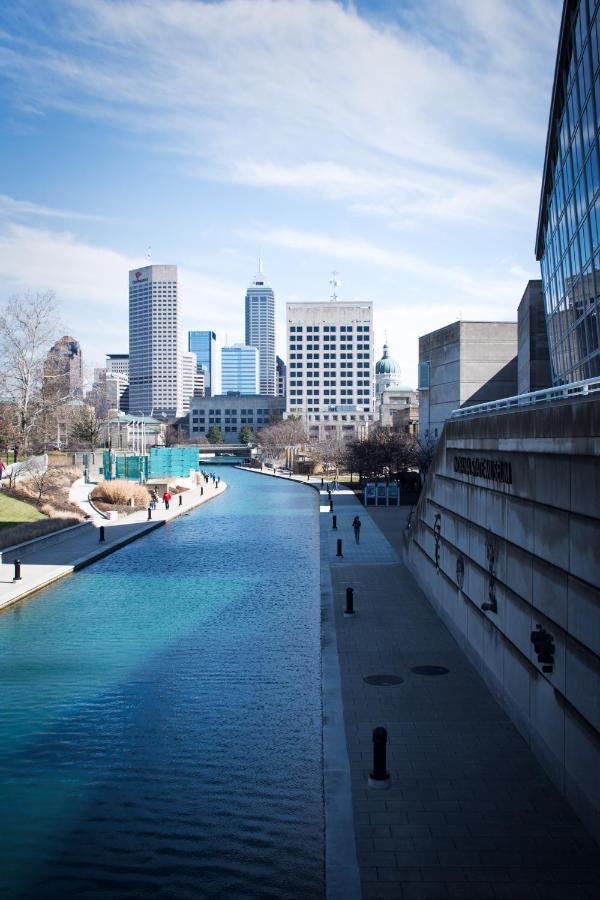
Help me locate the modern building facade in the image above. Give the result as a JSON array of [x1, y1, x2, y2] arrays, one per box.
[[536, 0, 600, 383], [418, 321, 518, 440], [188, 331, 216, 397], [106, 353, 129, 378], [286, 299, 374, 441], [188, 393, 284, 442], [276, 355, 287, 398], [45, 335, 83, 399], [517, 280, 553, 394], [245, 262, 276, 395], [128, 265, 182, 417], [221, 344, 259, 395], [180, 350, 197, 414]]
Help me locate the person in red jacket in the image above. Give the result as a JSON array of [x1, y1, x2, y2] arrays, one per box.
[[162, 490, 172, 510]]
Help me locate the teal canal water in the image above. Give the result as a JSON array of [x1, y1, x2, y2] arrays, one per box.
[[0, 469, 323, 898]]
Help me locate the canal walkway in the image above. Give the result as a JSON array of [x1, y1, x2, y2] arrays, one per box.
[[241, 468, 600, 900], [0, 478, 226, 612]]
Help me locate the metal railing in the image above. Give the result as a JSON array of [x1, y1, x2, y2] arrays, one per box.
[[450, 376, 600, 420]]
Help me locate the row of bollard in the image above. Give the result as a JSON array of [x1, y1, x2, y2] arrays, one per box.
[[324, 485, 390, 790]]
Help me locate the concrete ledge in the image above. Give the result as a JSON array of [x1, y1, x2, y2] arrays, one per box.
[[0, 520, 91, 563]]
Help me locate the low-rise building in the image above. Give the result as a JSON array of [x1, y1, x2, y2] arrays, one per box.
[[418, 321, 518, 440], [517, 280, 552, 394], [188, 393, 285, 442]]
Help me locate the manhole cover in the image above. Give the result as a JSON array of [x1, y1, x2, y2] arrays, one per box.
[[411, 665, 450, 676], [364, 674, 404, 686]]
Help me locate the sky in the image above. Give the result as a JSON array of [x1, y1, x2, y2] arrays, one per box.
[[0, 0, 563, 388]]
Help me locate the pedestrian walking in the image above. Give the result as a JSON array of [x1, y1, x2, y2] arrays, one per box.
[[0, 459, 5, 480], [162, 489, 172, 510], [352, 515, 362, 544]]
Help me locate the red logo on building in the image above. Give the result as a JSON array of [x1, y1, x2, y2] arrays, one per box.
[[135, 271, 142, 280]]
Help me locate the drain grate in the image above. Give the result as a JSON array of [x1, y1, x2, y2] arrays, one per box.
[[411, 665, 450, 676], [364, 674, 404, 686]]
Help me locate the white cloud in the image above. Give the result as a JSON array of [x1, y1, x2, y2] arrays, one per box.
[[1, 0, 560, 227], [0, 222, 243, 367], [0, 194, 112, 222]]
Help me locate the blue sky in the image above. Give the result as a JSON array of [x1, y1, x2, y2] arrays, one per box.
[[0, 0, 562, 387]]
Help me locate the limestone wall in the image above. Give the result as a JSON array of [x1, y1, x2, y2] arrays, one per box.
[[406, 395, 600, 841]]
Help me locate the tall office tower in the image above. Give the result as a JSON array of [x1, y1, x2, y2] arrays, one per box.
[[106, 353, 129, 378], [188, 331, 216, 397], [181, 350, 197, 414], [286, 298, 374, 441], [276, 355, 287, 397], [245, 260, 276, 395], [536, 0, 600, 382], [128, 265, 182, 416], [221, 344, 259, 394], [45, 335, 83, 398]]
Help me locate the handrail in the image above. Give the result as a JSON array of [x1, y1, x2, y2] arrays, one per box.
[[450, 376, 600, 419]]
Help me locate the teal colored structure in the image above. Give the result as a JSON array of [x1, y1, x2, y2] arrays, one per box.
[[102, 450, 113, 480], [115, 455, 148, 481], [149, 447, 199, 478]]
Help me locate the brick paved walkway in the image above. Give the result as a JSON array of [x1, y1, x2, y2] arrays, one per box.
[[322, 485, 600, 900]]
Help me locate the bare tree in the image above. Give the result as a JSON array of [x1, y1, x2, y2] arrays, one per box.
[[258, 418, 307, 465], [310, 437, 348, 481], [70, 406, 104, 454], [0, 292, 72, 454]]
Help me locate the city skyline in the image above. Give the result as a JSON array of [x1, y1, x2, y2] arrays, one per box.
[[0, 0, 563, 385]]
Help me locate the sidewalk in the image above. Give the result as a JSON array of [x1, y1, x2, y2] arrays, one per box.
[[241, 468, 600, 899], [0, 478, 226, 612]]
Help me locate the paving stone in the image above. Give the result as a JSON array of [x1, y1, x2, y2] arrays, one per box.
[[319, 488, 598, 900]]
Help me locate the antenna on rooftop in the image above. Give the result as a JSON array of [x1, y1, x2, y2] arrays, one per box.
[[329, 270, 341, 302]]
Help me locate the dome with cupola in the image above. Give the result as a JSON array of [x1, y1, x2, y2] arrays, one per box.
[[375, 342, 403, 395]]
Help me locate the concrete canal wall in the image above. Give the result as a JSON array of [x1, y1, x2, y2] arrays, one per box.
[[406, 395, 600, 841]]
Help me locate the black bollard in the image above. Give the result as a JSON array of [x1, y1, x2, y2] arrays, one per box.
[[336, 538, 343, 557], [99, 525, 105, 543], [147, 507, 152, 520], [201, 486, 204, 496], [179, 494, 183, 506], [328, 489, 331, 499], [329, 499, 334, 512], [13, 559, 22, 581], [369, 727, 390, 788], [332, 514, 337, 530], [345, 587, 355, 616], [321, 478, 324, 487]]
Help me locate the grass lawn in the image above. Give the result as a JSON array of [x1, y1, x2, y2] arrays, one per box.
[[0, 493, 46, 530]]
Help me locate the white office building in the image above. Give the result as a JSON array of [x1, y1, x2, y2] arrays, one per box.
[[286, 299, 374, 441], [181, 350, 198, 414], [245, 261, 276, 395], [221, 344, 259, 395], [106, 353, 129, 378], [128, 264, 182, 417]]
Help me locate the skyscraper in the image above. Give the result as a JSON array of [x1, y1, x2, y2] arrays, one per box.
[[221, 344, 259, 394], [44, 335, 83, 398], [128, 264, 182, 416], [245, 261, 276, 395], [188, 330, 216, 397], [181, 350, 197, 414], [536, 0, 600, 382], [286, 298, 374, 441]]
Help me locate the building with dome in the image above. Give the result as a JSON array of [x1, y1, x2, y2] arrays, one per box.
[[375, 343, 404, 397], [375, 342, 418, 432]]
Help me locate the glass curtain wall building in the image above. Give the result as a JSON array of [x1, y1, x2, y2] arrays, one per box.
[[221, 344, 259, 395], [188, 330, 216, 397], [536, 0, 600, 383], [245, 261, 276, 396]]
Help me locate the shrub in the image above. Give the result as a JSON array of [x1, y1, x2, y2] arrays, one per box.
[[92, 481, 150, 507]]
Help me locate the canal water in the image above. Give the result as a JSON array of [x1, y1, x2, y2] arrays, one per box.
[[0, 469, 324, 899]]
